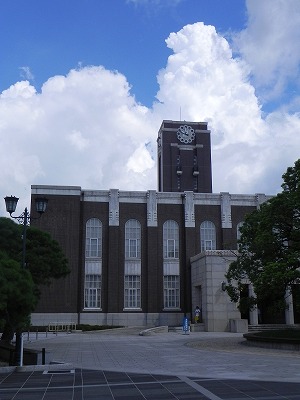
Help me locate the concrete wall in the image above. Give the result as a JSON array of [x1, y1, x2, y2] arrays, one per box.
[[31, 312, 184, 328], [191, 250, 242, 332]]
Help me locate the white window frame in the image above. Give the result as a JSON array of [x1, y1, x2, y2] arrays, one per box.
[[84, 274, 101, 309], [167, 239, 176, 258], [84, 219, 102, 309], [200, 221, 216, 252], [125, 220, 141, 259], [124, 275, 141, 309], [204, 239, 213, 250], [85, 218, 102, 258], [163, 275, 180, 309], [163, 220, 179, 259]]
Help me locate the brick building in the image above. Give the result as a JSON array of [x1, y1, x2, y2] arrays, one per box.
[[30, 120, 277, 331]]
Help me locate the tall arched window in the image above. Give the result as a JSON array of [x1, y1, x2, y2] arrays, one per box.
[[163, 220, 180, 309], [85, 218, 102, 258], [200, 221, 216, 251], [125, 219, 141, 259], [84, 218, 102, 309], [163, 220, 179, 259], [124, 219, 141, 309]]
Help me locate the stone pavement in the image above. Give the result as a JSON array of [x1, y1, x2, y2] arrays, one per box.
[[22, 327, 300, 382], [0, 328, 300, 399]]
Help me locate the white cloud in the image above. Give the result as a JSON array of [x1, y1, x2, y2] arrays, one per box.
[[1, 9, 300, 215], [67, 130, 90, 151], [1, 80, 36, 99], [234, 0, 300, 100], [127, 143, 155, 173], [19, 66, 34, 82]]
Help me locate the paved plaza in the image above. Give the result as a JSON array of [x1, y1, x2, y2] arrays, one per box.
[[0, 328, 300, 399]]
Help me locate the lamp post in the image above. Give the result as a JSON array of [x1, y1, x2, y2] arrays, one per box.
[[4, 195, 48, 366]]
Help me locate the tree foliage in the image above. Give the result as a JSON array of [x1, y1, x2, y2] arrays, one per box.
[[26, 227, 69, 288], [0, 217, 69, 340], [0, 251, 36, 334], [226, 159, 300, 312]]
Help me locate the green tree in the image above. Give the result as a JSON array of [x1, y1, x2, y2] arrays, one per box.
[[226, 159, 300, 316], [0, 251, 37, 341], [0, 217, 69, 341]]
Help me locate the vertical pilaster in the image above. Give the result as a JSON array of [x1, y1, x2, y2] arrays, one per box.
[[221, 192, 232, 249], [256, 193, 267, 209], [109, 189, 119, 226], [146, 191, 159, 313], [147, 190, 158, 227], [221, 192, 232, 228], [107, 189, 120, 312], [182, 192, 195, 318], [182, 191, 195, 228]]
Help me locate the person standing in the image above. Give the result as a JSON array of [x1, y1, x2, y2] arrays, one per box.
[[194, 306, 201, 323]]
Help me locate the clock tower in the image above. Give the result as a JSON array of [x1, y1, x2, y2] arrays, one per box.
[[157, 120, 212, 193]]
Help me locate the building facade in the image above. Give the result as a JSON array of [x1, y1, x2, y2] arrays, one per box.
[[30, 120, 280, 331]]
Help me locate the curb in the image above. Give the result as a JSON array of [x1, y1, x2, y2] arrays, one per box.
[[0, 363, 74, 373], [139, 326, 168, 336]]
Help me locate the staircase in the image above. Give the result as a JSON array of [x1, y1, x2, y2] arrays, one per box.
[[248, 324, 300, 332]]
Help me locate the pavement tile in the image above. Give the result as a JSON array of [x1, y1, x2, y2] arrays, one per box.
[[1, 330, 300, 398]]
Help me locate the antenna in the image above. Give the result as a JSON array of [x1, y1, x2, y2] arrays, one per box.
[[180, 106, 181, 121]]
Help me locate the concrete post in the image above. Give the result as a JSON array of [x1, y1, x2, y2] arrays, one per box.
[[285, 288, 294, 325], [248, 284, 258, 325]]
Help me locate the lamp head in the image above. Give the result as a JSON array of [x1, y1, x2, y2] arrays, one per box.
[[4, 195, 19, 215], [35, 197, 48, 215]]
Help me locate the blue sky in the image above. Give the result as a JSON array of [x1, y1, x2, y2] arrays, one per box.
[[1, 0, 300, 214], [1, 0, 247, 106]]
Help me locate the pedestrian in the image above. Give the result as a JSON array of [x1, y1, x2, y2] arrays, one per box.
[[194, 305, 201, 323]]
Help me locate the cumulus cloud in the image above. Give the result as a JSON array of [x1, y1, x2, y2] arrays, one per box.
[[1, 2, 300, 214], [234, 0, 300, 101]]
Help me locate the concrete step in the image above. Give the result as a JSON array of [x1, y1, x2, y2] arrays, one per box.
[[248, 324, 300, 332], [168, 323, 205, 333]]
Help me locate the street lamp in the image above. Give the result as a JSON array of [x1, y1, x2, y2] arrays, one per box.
[[4, 195, 48, 366]]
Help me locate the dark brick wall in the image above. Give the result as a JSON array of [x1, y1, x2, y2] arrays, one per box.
[[31, 191, 259, 318], [31, 194, 81, 313], [146, 227, 160, 312]]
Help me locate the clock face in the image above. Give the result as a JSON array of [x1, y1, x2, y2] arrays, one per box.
[[177, 125, 195, 143]]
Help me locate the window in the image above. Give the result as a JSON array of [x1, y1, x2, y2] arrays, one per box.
[[84, 219, 102, 309], [163, 220, 179, 259], [84, 274, 101, 308], [125, 219, 141, 259], [124, 220, 141, 309], [124, 275, 141, 308], [164, 275, 180, 308], [86, 218, 102, 258], [200, 221, 216, 251], [163, 220, 180, 309]]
